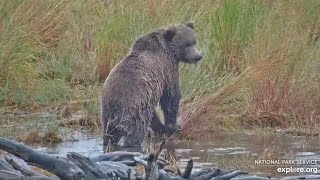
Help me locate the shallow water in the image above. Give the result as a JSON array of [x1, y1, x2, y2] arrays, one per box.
[[27, 129, 320, 178]]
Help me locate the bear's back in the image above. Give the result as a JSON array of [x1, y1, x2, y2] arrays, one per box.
[[102, 52, 168, 111]]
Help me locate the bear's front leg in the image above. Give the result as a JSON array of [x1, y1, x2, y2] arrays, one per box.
[[122, 121, 146, 147], [160, 88, 182, 135], [165, 122, 181, 135], [102, 124, 123, 146], [150, 109, 167, 135]]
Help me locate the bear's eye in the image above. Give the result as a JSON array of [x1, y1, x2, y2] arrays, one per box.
[[185, 42, 193, 47], [185, 40, 196, 47]]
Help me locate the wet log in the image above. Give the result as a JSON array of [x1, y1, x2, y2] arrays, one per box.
[[4, 155, 48, 177], [89, 151, 143, 162], [181, 159, 193, 178], [232, 177, 275, 180], [1, 137, 320, 180], [0, 158, 55, 180], [0, 157, 20, 174], [210, 170, 247, 180], [0, 138, 86, 180]]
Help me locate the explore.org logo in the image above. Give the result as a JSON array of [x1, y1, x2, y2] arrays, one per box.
[[277, 167, 318, 174], [254, 159, 319, 174]]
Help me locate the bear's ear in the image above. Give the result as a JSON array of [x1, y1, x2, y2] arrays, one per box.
[[164, 28, 176, 41], [185, 22, 194, 29]]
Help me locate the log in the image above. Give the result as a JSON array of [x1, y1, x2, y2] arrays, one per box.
[[232, 177, 276, 180], [66, 152, 107, 179], [0, 157, 20, 174], [4, 155, 47, 177], [192, 168, 221, 180], [89, 151, 143, 162], [181, 159, 193, 178], [0, 138, 85, 180], [189, 168, 216, 179], [0, 157, 55, 180], [1, 137, 320, 180], [211, 170, 246, 180]]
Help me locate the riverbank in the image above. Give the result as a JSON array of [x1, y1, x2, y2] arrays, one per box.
[[1, 0, 320, 142]]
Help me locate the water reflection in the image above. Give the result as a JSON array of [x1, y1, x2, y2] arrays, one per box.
[[29, 130, 320, 178]]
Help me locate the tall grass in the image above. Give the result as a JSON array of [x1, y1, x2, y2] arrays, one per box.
[[0, 0, 319, 137], [180, 0, 320, 139]]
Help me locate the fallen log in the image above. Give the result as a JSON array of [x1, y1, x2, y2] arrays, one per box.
[[89, 151, 143, 162], [0, 138, 86, 180], [1, 137, 320, 180], [4, 155, 48, 177], [0, 157, 55, 180]]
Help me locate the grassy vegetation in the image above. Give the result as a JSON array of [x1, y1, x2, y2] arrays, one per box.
[[0, 0, 320, 140]]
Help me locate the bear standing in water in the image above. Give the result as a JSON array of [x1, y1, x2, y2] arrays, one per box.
[[101, 22, 202, 147]]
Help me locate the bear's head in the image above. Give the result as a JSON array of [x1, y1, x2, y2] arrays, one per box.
[[163, 22, 203, 64]]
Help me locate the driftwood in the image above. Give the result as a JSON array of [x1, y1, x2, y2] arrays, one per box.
[[0, 137, 320, 180]]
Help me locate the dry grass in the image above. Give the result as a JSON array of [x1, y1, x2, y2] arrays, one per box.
[[179, 0, 320, 139], [180, 49, 289, 138], [17, 129, 42, 144], [17, 129, 62, 144]]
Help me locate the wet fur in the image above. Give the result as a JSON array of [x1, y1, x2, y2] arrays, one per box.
[[101, 22, 201, 147]]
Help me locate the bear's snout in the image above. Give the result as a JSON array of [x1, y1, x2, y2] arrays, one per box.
[[195, 54, 203, 62]]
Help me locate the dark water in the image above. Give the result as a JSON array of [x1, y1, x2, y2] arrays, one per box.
[[29, 130, 320, 178]]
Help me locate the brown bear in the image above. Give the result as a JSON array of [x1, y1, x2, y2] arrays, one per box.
[[101, 22, 202, 147]]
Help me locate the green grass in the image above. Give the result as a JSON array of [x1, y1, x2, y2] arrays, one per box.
[[0, 0, 320, 138]]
